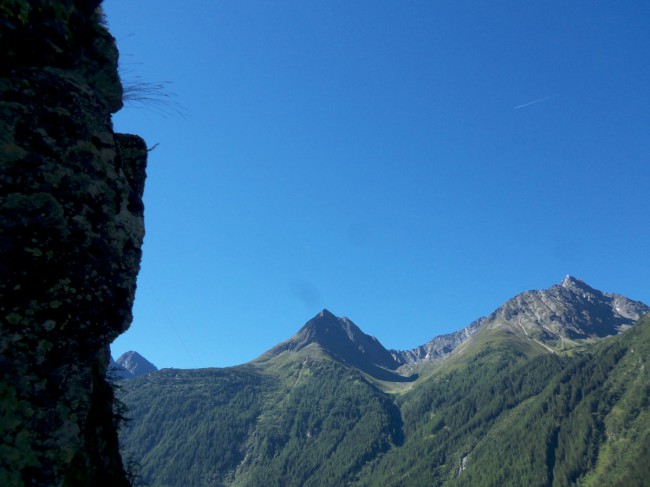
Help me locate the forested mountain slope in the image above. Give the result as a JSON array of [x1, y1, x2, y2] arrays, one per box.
[[119, 359, 400, 486], [454, 311, 650, 487], [355, 313, 650, 486]]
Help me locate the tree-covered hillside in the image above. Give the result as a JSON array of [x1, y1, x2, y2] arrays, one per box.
[[118, 367, 275, 486], [119, 357, 402, 486], [356, 313, 650, 486], [118, 314, 650, 486]]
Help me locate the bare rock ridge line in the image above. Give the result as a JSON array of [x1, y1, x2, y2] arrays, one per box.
[[486, 275, 649, 340], [256, 277, 648, 376], [1, 2, 147, 485], [127, 277, 647, 380], [393, 275, 648, 364]]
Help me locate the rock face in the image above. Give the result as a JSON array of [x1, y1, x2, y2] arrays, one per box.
[[0, 2, 146, 485], [262, 309, 396, 367]]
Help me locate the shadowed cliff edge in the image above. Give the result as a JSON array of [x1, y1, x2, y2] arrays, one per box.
[[1, 1, 147, 485]]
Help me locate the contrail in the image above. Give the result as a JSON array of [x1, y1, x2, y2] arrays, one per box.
[[514, 95, 556, 110]]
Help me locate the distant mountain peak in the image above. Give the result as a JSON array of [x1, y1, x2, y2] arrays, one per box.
[[258, 278, 648, 374], [560, 275, 595, 292], [491, 277, 648, 343], [113, 351, 157, 379], [257, 310, 409, 381], [395, 276, 648, 365]]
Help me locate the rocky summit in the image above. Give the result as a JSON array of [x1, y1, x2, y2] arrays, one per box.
[[260, 309, 396, 368], [393, 276, 648, 365], [256, 309, 409, 381], [483, 275, 648, 344], [113, 351, 158, 379]]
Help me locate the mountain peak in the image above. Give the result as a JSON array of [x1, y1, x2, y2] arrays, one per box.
[[397, 276, 648, 365], [257, 310, 408, 381], [491, 277, 648, 343], [298, 310, 368, 347], [318, 309, 336, 318], [560, 275, 594, 292], [115, 351, 157, 378]]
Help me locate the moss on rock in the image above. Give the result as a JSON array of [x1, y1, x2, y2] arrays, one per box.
[[0, 1, 147, 485]]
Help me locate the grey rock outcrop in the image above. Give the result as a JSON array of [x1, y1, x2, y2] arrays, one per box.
[[0, 1, 146, 485]]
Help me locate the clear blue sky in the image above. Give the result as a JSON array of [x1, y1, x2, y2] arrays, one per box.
[[105, 0, 649, 369]]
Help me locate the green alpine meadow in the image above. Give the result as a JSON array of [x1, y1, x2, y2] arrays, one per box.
[[117, 278, 650, 486]]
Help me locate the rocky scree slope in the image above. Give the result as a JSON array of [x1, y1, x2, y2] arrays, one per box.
[[479, 275, 648, 347], [392, 276, 648, 366]]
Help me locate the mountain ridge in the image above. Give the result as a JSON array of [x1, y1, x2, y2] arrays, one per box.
[[401, 276, 648, 363], [115, 276, 648, 380], [117, 285, 650, 487], [257, 276, 648, 376], [255, 309, 413, 382], [484, 275, 648, 343]]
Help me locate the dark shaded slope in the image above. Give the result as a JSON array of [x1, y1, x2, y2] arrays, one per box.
[[355, 343, 566, 486], [235, 358, 403, 487]]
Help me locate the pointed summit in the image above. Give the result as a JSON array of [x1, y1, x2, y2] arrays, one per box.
[[116, 351, 157, 378], [560, 275, 595, 293], [317, 309, 336, 318], [561, 274, 579, 287], [256, 310, 407, 381]]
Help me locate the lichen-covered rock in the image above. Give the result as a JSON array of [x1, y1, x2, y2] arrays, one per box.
[[0, 1, 146, 485]]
